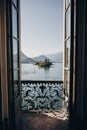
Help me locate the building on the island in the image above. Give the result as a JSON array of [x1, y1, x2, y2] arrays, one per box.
[[0, 0, 87, 130]]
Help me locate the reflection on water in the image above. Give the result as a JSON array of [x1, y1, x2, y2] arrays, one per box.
[[21, 63, 63, 80], [38, 65, 51, 71], [44, 67, 50, 71]]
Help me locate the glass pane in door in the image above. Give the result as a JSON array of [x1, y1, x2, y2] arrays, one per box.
[[12, 0, 17, 7], [12, 4, 17, 38], [13, 38, 20, 99]]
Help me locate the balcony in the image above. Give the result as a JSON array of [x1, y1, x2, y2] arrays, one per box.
[[21, 80, 70, 130], [21, 80, 64, 112]]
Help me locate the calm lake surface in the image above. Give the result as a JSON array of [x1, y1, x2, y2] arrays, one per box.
[[21, 63, 63, 80], [22, 63, 63, 80]]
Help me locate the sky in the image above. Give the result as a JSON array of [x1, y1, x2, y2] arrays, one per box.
[[21, 0, 63, 57]]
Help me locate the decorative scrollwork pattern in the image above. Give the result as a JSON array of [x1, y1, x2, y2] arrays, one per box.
[[21, 81, 63, 111]]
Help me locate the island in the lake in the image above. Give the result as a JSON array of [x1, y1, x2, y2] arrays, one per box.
[[35, 59, 53, 67]]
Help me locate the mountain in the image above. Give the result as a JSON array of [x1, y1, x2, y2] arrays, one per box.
[[14, 52, 35, 63], [14, 51, 63, 63], [46, 52, 63, 63], [33, 55, 49, 62], [21, 52, 35, 63], [32, 52, 63, 63]]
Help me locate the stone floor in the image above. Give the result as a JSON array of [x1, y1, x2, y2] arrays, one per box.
[[22, 108, 72, 130]]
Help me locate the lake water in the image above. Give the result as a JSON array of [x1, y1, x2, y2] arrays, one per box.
[[21, 63, 63, 80]]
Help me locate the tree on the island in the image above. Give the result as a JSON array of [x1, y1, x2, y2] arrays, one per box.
[[44, 59, 49, 63]]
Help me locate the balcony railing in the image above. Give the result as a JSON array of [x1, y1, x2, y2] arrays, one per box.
[[21, 80, 64, 111]]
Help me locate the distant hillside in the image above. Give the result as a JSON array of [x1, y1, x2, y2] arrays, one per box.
[[46, 52, 63, 63], [33, 55, 49, 62], [14, 52, 35, 63], [32, 52, 63, 63], [14, 51, 63, 63], [21, 52, 35, 63]]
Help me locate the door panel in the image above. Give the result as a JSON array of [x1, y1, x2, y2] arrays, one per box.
[[7, 0, 21, 129], [11, 0, 21, 129]]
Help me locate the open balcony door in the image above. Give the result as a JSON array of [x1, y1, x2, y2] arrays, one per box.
[[6, 0, 22, 129], [64, 0, 76, 125]]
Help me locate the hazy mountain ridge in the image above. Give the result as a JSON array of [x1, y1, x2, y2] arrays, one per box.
[[15, 52, 35, 63], [21, 52, 35, 63], [46, 52, 63, 63], [33, 55, 49, 62], [19, 51, 63, 63]]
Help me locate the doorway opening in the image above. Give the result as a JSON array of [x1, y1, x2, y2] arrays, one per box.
[[20, 0, 70, 129]]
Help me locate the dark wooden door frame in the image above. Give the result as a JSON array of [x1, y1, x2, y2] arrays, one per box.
[[69, 0, 74, 125], [0, 9, 2, 126], [0, 1, 2, 128], [69, 0, 87, 129]]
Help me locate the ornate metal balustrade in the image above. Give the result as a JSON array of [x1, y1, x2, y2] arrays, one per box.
[[21, 80, 64, 111]]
